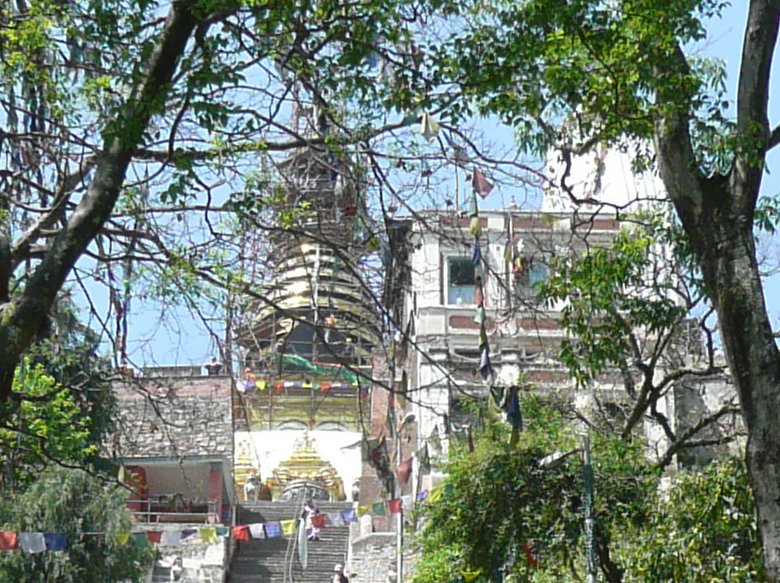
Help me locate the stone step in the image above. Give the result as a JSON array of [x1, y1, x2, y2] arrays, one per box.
[[229, 501, 352, 583]]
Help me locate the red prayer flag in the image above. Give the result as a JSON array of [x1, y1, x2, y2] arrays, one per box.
[[274, 382, 284, 394], [232, 525, 250, 542], [388, 499, 402, 514], [311, 515, 326, 529], [146, 531, 162, 544], [320, 382, 331, 392], [471, 168, 494, 198], [0, 531, 18, 551], [524, 542, 537, 569], [395, 457, 413, 485]]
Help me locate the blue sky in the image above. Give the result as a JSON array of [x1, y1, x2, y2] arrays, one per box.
[[100, 3, 780, 368]]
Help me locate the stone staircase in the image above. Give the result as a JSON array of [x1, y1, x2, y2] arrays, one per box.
[[228, 500, 353, 583]]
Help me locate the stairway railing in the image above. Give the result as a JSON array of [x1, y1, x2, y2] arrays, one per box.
[[283, 493, 306, 582]]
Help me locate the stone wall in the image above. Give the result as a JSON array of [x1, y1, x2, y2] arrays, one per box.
[[112, 376, 233, 458], [673, 373, 744, 466], [349, 533, 396, 583]]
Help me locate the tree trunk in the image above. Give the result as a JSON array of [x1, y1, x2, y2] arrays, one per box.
[[0, 0, 200, 406], [702, 219, 780, 580], [657, 136, 780, 578]]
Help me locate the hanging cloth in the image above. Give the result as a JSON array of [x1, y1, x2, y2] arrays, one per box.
[[479, 347, 492, 380], [472, 168, 494, 198], [505, 385, 523, 430], [19, 533, 45, 554], [471, 240, 482, 267], [420, 112, 440, 141], [43, 533, 67, 552]]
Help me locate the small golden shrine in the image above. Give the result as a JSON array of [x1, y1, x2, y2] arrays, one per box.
[[266, 432, 346, 501]]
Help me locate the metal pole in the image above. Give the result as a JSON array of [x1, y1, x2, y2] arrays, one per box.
[[397, 424, 403, 583], [582, 433, 598, 583]]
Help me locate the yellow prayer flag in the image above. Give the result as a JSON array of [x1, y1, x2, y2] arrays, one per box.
[[115, 531, 130, 546], [256, 380, 267, 391], [199, 527, 217, 544], [117, 465, 125, 483], [280, 520, 296, 537], [462, 568, 483, 582], [428, 485, 443, 503], [357, 505, 370, 517]]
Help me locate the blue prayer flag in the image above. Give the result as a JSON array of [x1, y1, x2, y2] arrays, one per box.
[[43, 533, 67, 552]]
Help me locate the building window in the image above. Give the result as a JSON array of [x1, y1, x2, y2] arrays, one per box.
[[515, 256, 548, 299], [447, 257, 476, 305]]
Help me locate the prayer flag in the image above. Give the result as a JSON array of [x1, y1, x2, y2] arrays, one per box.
[[161, 530, 181, 546], [371, 502, 386, 516], [471, 240, 482, 267], [469, 216, 482, 237], [474, 279, 484, 307], [0, 531, 18, 551], [43, 533, 67, 552], [146, 531, 162, 544], [474, 305, 486, 325], [462, 568, 483, 582], [357, 505, 370, 517], [506, 386, 523, 430], [132, 533, 149, 548], [115, 531, 130, 546], [388, 499, 402, 515], [479, 347, 492, 380], [524, 542, 537, 569], [311, 515, 326, 529], [256, 380, 267, 391], [181, 529, 197, 540], [342, 509, 358, 524], [280, 520, 296, 537], [328, 512, 345, 527], [479, 322, 488, 349], [420, 112, 440, 142], [396, 457, 413, 485], [468, 191, 479, 218], [402, 495, 414, 512], [232, 526, 250, 542], [416, 490, 429, 502], [199, 528, 218, 544], [249, 523, 265, 539], [320, 382, 331, 392], [472, 168, 494, 198], [428, 486, 443, 503], [265, 522, 282, 538], [216, 527, 229, 538], [19, 533, 45, 554]]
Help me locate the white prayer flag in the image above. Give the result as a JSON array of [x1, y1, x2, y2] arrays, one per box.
[[249, 523, 266, 539], [20, 532, 46, 554]]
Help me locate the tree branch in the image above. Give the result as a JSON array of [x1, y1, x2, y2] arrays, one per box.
[[0, 0, 205, 402], [733, 0, 780, 211]]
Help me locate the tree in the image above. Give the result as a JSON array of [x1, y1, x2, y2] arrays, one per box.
[[415, 0, 780, 575], [0, 361, 98, 487], [0, 465, 155, 583], [412, 396, 762, 583], [540, 216, 741, 468], [0, 0, 444, 402]]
